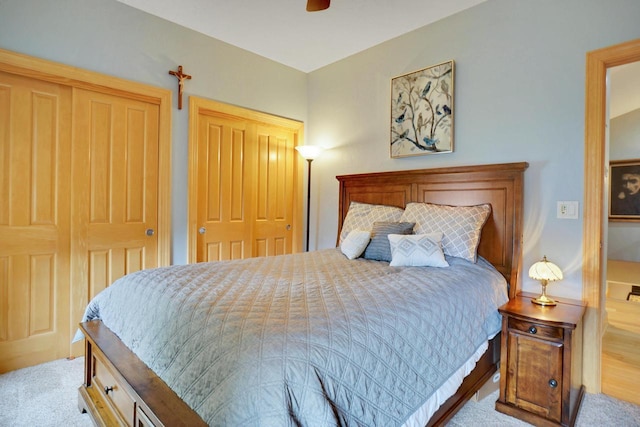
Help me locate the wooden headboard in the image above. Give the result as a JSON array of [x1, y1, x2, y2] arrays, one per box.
[[336, 162, 528, 300]]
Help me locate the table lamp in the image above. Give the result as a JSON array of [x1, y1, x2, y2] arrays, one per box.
[[529, 255, 563, 306]]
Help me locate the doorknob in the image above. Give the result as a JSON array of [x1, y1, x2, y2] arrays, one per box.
[[146, 228, 155, 236], [286, 224, 292, 230], [198, 227, 206, 235]]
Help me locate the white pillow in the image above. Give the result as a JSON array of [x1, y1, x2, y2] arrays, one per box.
[[339, 201, 404, 244], [388, 233, 449, 267], [400, 202, 491, 263], [340, 230, 372, 259]]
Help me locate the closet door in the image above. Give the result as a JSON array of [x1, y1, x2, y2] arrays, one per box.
[[195, 113, 252, 261], [0, 49, 171, 369], [71, 88, 160, 301], [0, 72, 71, 373], [189, 98, 302, 263], [253, 124, 295, 257]]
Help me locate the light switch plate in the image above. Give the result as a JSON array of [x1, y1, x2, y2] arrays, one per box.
[[557, 201, 579, 219]]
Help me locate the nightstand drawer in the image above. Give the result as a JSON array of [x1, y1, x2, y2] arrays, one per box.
[[508, 317, 563, 341]]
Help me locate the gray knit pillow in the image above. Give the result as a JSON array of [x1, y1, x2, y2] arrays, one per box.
[[363, 222, 415, 262]]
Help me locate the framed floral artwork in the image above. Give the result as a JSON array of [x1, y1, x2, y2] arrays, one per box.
[[390, 60, 454, 158]]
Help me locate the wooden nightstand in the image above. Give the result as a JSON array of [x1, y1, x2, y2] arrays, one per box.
[[495, 293, 586, 427]]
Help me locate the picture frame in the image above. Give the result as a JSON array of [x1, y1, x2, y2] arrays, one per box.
[[390, 60, 454, 158], [609, 159, 640, 221]]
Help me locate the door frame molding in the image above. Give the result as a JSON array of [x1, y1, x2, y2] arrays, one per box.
[[583, 38, 640, 392], [188, 96, 304, 263]]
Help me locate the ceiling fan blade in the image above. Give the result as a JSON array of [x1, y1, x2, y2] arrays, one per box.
[[306, 0, 330, 12]]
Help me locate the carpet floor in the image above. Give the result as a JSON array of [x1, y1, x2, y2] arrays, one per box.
[[1, 357, 639, 426]]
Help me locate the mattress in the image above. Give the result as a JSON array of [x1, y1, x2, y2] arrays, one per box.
[[77, 248, 508, 426]]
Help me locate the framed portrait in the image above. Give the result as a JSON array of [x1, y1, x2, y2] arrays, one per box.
[[390, 60, 454, 158], [609, 159, 640, 221]]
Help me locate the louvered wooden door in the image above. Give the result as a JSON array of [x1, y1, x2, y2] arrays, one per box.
[[0, 72, 72, 373]]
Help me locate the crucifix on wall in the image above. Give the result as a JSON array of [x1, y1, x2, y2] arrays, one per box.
[[169, 65, 191, 110]]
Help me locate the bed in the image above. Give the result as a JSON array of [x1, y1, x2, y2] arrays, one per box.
[[77, 162, 527, 427]]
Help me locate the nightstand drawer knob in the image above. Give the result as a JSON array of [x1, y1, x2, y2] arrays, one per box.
[[528, 326, 537, 334], [105, 385, 114, 395], [549, 379, 558, 388]]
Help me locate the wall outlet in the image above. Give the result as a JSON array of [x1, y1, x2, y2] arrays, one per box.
[[557, 201, 579, 219]]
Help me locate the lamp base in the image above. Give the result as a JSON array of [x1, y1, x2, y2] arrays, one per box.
[[531, 295, 557, 306], [531, 281, 556, 306]]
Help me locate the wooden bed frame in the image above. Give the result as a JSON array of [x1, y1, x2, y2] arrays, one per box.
[[78, 161, 528, 427], [337, 161, 528, 425]]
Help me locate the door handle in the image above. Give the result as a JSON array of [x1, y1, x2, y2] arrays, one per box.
[[145, 228, 155, 236], [198, 227, 206, 235]]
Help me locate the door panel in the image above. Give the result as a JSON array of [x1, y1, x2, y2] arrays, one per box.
[[507, 332, 563, 422], [72, 88, 159, 301], [0, 72, 71, 373], [196, 115, 250, 261], [253, 126, 295, 257]]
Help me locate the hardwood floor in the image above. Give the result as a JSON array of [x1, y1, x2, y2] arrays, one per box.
[[602, 298, 640, 406]]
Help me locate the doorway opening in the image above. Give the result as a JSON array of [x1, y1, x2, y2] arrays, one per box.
[[583, 38, 640, 395]]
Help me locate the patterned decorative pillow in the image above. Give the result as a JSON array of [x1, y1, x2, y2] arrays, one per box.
[[340, 230, 371, 260], [388, 233, 449, 267], [400, 202, 491, 263], [339, 201, 404, 244], [363, 222, 415, 262]]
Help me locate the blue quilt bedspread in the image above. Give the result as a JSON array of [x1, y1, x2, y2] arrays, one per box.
[[79, 248, 508, 426]]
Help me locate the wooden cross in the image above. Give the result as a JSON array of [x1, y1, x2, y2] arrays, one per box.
[[169, 65, 191, 110]]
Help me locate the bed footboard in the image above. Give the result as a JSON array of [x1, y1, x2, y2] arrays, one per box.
[[78, 318, 499, 427], [78, 320, 206, 427]]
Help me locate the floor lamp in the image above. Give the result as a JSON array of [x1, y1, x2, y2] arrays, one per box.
[[295, 145, 323, 252]]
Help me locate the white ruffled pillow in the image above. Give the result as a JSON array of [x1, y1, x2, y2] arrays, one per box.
[[340, 230, 371, 259], [388, 233, 449, 267], [400, 202, 491, 263]]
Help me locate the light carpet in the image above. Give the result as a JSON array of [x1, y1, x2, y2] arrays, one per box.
[[0, 357, 91, 427], [1, 357, 639, 426]]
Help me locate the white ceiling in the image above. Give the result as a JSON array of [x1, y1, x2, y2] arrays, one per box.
[[115, 0, 486, 73]]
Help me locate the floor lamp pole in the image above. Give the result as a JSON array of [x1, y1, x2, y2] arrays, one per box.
[[305, 158, 313, 252], [295, 145, 322, 252]]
